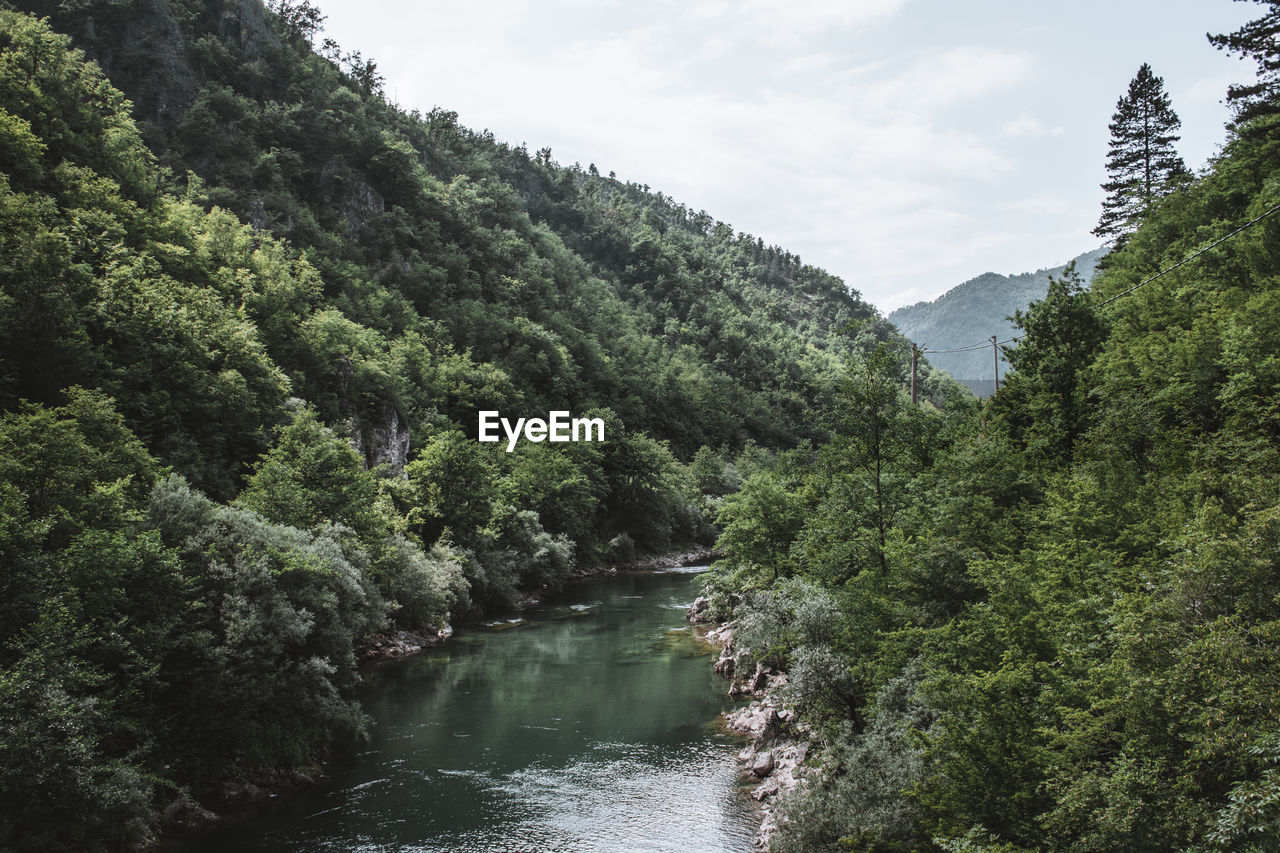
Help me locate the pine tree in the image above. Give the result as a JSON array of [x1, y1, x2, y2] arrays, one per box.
[[1208, 0, 1280, 126], [1093, 63, 1188, 242]]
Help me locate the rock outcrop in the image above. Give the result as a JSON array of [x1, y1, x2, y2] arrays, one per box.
[[159, 794, 220, 833], [695, 612, 809, 849], [686, 595, 714, 624], [357, 626, 452, 661]]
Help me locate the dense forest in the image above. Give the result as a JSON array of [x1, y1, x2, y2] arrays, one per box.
[[705, 4, 1280, 850], [0, 0, 956, 847]]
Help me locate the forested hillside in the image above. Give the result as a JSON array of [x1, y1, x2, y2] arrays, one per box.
[[888, 246, 1105, 383], [0, 1, 944, 848], [17, 0, 886, 460], [705, 3, 1280, 848]]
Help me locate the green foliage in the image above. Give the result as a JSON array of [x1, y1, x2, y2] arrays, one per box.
[[404, 428, 497, 546], [714, 467, 805, 586], [379, 537, 468, 629], [996, 264, 1108, 462], [1209, 1, 1280, 127], [149, 475, 377, 777], [1200, 735, 1280, 852], [773, 664, 935, 852], [0, 4, 905, 847], [0, 393, 178, 850], [237, 403, 381, 538], [802, 344, 934, 583], [31, 3, 1280, 852]]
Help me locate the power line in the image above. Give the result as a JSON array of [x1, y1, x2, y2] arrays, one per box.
[[1096, 199, 1280, 306], [917, 199, 1280, 357], [919, 341, 998, 354]]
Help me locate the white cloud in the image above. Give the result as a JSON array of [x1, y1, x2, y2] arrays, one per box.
[[375, 23, 1028, 306], [1001, 114, 1047, 137], [1181, 72, 1237, 106], [1000, 195, 1068, 215]]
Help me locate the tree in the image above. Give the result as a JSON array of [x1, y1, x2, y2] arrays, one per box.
[[268, 0, 326, 47], [813, 344, 927, 582], [236, 404, 382, 541], [715, 469, 805, 585], [1208, 0, 1280, 126], [1000, 264, 1107, 461], [1094, 64, 1188, 242]]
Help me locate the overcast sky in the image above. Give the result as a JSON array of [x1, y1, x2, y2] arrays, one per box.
[[311, 0, 1261, 313]]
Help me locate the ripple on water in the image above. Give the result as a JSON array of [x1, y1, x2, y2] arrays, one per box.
[[483, 618, 526, 629], [457, 748, 754, 853]]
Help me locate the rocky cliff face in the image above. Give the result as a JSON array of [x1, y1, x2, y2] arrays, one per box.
[[23, 0, 281, 133], [25, 0, 198, 130], [350, 400, 411, 474]]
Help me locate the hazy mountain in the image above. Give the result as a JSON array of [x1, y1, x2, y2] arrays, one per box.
[[889, 247, 1106, 386]]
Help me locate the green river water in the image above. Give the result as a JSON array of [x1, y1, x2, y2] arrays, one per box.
[[180, 567, 757, 852]]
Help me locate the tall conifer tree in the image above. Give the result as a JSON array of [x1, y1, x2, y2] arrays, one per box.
[[1093, 63, 1188, 242], [1208, 0, 1280, 126]]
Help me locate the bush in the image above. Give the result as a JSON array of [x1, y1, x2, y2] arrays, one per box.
[[775, 662, 936, 852], [378, 536, 468, 629]]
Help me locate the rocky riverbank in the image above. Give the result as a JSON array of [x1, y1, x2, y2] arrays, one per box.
[[357, 626, 454, 662], [524, 544, 721, 604], [578, 544, 719, 578], [690, 599, 809, 849], [147, 765, 326, 845]]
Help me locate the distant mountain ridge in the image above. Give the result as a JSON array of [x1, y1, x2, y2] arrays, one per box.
[[888, 247, 1106, 382]]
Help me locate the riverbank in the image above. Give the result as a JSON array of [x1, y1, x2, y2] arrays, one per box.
[[357, 625, 455, 661], [576, 543, 720, 577], [358, 545, 719, 662], [167, 558, 734, 847], [690, 600, 810, 850]]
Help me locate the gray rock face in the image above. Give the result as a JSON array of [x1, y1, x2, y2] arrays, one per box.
[[320, 156, 387, 238], [47, 0, 197, 129], [222, 0, 278, 63], [336, 358, 411, 475], [707, 623, 736, 677], [367, 402, 411, 472], [348, 400, 411, 475], [687, 596, 713, 624]]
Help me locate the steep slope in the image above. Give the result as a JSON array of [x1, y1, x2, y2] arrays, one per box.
[[16, 0, 880, 459], [889, 247, 1105, 384]]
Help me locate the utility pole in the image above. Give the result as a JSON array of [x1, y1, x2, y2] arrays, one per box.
[[991, 336, 999, 397], [910, 343, 921, 405]]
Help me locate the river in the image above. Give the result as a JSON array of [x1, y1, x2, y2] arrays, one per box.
[[179, 566, 757, 852]]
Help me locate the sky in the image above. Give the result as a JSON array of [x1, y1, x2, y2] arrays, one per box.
[[310, 0, 1262, 313]]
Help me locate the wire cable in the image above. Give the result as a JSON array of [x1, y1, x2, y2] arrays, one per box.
[[1095, 199, 1280, 306]]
